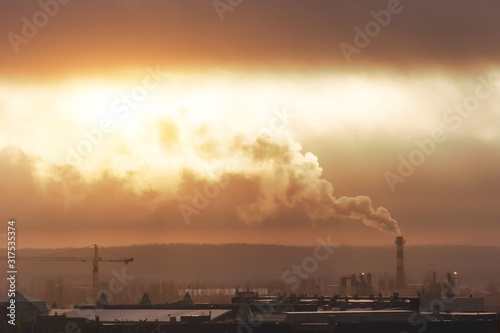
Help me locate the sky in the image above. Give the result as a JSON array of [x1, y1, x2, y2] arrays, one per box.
[[0, 0, 499, 248]]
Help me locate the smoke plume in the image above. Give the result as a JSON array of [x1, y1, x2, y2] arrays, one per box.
[[234, 135, 402, 235]]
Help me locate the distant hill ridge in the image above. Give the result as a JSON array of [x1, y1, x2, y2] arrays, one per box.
[[8, 244, 500, 290]]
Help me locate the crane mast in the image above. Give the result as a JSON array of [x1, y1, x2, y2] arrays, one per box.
[[93, 244, 99, 298]]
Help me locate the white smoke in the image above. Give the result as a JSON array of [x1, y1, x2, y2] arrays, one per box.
[[234, 135, 402, 235]]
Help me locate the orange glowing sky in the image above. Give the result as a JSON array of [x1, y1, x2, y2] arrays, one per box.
[[1, 0, 500, 248]]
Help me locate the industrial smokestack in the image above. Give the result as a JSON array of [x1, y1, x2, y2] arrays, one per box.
[[396, 236, 405, 290]]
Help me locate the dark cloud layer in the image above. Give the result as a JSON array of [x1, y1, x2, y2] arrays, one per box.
[[1, 0, 499, 79]]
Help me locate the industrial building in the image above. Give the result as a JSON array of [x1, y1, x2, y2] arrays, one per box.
[[2, 237, 499, 332], [3, 287, 498, 332]]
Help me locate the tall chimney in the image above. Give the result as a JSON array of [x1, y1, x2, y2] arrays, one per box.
[[396, 236, 405, 290], [432, 270, 437, 291]]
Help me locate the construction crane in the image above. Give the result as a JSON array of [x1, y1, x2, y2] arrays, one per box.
[[1, 244, 133, 297]]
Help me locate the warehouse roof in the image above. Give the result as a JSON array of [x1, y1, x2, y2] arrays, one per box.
[[63, 308, 231, 322]]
